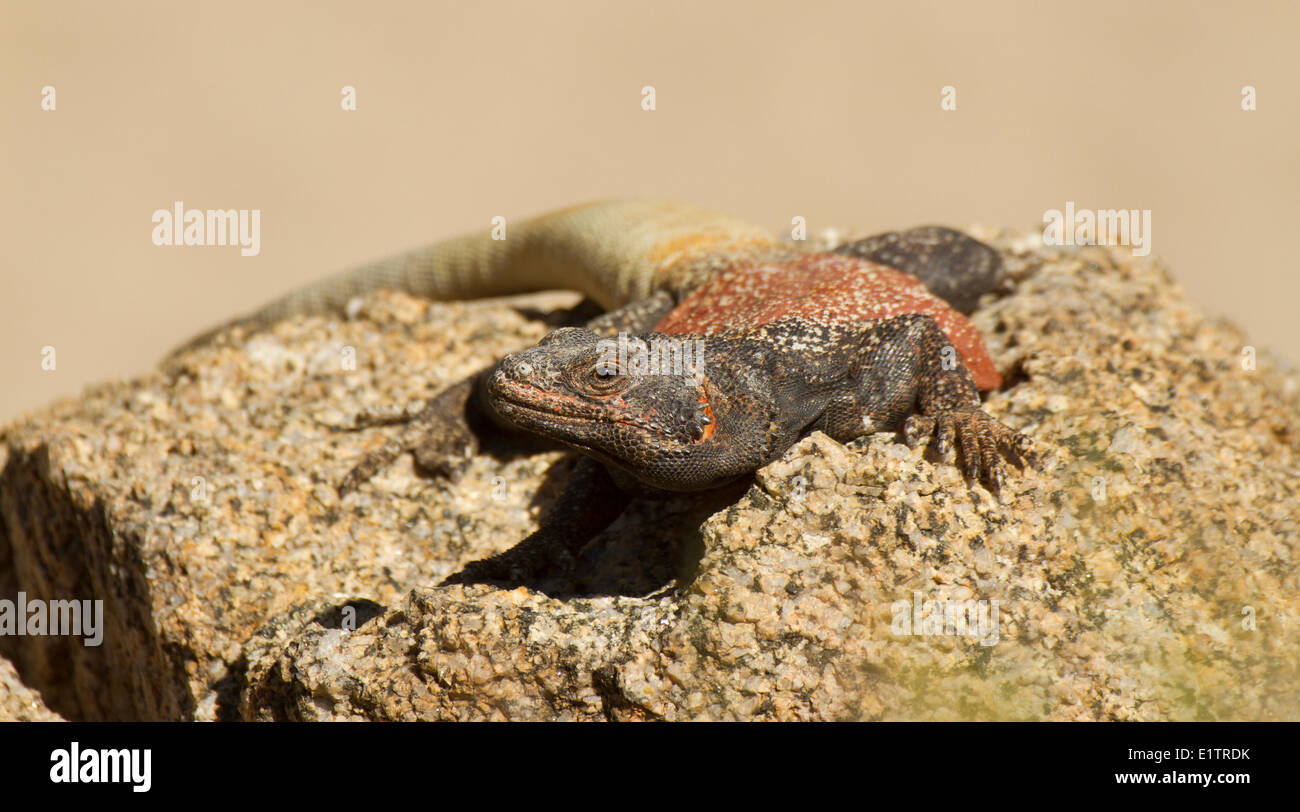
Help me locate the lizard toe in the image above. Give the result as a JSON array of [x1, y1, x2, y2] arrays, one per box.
[[903, 414, 936, 449], [958, 423, 981, 482], [979, 431, 1005, 490], [935, 414, 958, 463], [928, 408, 1034, 488], [351, 399, 431, 429], [1009, 432, 1038, 468]]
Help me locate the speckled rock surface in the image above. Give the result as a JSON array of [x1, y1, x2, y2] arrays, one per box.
[[2, 232, 1297, 721]]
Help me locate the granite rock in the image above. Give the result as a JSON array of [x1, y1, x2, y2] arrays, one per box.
[[2, 232, 1297, 720]]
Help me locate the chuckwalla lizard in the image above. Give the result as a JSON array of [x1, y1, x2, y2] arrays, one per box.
[[174, 200, 1033, 588]]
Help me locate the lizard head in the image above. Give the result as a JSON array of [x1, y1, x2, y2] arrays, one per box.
[[484, 327, 775, 491]]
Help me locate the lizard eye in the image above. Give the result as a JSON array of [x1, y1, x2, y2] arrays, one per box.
[[587, 363, 625, 392]]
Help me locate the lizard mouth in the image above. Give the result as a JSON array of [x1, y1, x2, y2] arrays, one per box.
[[488, 379, 683, 446], [489, 392, 600, 425], [487, 373, 598, 420]]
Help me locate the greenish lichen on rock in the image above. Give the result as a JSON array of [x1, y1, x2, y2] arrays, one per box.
[[2, 232, 1297, 721]]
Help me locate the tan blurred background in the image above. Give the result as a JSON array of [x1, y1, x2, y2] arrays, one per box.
[[2, 0, 1297, 423]]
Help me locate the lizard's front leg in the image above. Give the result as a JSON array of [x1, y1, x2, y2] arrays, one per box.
[[821, 314, 1034, 488], [338, 374, 483, 494], [337, 293, 676, 495]]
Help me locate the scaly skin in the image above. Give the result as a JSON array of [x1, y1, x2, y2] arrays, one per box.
[[169, 199, 781, 354], [445, 252, 1033, 587], [174, 200, 1035, 590], [832, 225, 1004, 315]]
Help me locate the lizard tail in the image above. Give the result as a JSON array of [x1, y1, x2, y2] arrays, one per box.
[[168, 199, 779, 356]]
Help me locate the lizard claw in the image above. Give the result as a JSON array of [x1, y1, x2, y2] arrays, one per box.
[[903, 409, 1034, 490]]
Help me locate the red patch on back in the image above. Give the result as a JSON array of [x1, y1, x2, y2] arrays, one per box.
[[654, 253, 1002, 390]]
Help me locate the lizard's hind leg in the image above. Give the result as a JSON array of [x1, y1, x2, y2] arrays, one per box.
[[819, 315, 1034, 489]]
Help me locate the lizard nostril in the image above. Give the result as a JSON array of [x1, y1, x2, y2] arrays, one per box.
[[516, 361, 533, 377]]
